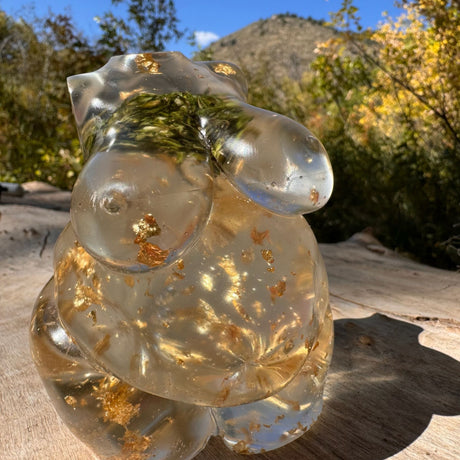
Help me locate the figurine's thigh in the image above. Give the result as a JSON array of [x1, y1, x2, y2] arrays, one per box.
[[30, 278, 215, 460], [212, 305, 333, 454]]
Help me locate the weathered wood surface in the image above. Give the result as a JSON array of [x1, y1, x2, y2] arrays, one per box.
[[1, 188, 459, 460]]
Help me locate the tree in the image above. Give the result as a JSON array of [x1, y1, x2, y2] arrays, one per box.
[[301, 0, 460, 268], [95, 0, 184, 54], [0, 1, 184, 188], [246, 1, 459, 268]]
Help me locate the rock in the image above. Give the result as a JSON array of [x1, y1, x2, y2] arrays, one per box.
[[0, 181, 71, 211]]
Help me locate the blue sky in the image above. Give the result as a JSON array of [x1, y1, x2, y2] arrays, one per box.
[[0, 0, 403, 57]]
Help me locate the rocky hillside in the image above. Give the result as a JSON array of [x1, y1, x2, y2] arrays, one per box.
[[203, 14, 338, 82]]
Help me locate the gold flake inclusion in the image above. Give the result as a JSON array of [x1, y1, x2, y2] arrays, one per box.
[[133, 214, 161, 243], [212, 63, 237, 75], [135, 53, 161, 74], [251, 227, 270, 245]]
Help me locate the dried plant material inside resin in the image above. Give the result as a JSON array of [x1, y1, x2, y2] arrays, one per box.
[[215, 387, 231, 405], [232, 440, 251, 454]]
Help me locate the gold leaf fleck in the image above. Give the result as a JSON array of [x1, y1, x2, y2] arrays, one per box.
[[87, 310, 97, 324], [268, 280, 286, 302], [64, 395, 77, 407], [135, 53, 161, 74], [261, 249, 274, 264], [133, 214, 161, 244], [74, 281, 103, 312], [176, 259, 185, 270], [137, 242, 169, 267], [241, 248, 254, 264], [93, 379, 140, 427], [134, 319, 147, 329], [213, 63, 237, 75]]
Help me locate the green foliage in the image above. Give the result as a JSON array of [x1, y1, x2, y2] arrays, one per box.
[[0, 11, 93, 188], [82, 92, 251, 165], [0, 2, 184, 189], [96, 0, 184, 54], [248, 0, 460, 269]]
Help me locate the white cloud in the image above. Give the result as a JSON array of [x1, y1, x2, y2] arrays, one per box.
[[194, 31, 220, 48]]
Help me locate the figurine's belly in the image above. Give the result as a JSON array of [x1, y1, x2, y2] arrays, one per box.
[[55, 177, 329, 406]]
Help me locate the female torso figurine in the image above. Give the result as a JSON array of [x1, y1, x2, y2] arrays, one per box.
[[31, 52, 334, 459]]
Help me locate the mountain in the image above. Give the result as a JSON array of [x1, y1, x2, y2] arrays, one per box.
[[202, 14, 338, 82]]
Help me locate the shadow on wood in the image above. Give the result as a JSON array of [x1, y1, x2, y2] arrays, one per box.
[[197, 314, 460, 459]]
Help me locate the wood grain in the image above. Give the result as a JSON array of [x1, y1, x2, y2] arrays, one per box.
[[1, 199, 459, 460]]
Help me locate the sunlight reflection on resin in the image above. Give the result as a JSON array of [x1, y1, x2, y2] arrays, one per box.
[[30, 52, 334, 459]]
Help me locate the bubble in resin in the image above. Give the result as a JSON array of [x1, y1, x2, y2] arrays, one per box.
[[31, 52, 334, 459]]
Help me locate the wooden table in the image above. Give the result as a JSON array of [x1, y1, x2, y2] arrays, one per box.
[[1, 192, 459, 459]]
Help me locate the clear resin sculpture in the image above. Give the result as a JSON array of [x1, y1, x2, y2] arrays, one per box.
[[30, 52, 334, 459]]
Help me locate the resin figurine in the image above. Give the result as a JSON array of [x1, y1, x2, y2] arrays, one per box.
[[30, 52, 334, 459]]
